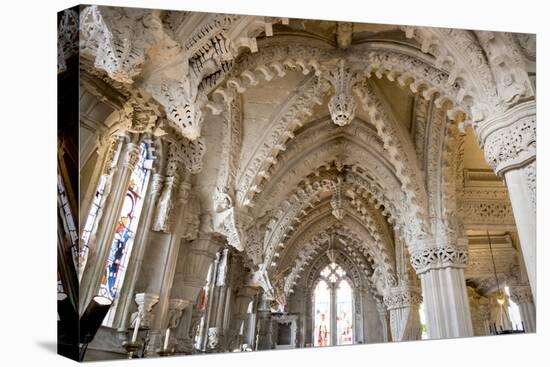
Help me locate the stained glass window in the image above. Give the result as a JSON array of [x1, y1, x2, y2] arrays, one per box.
[[313, 280, 331, 346], [81, 175, 108, 247], [336, 279, 353, 345], [57, 173, 80, 267], [314, 262, 354, 346], [99, 143, 150, 301]]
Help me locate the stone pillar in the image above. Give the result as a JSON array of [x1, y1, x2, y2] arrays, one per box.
[[143, 180, 191, 353], [383, 286, 422, 341], [130, 293, 159, 356], [80, 140, 142, 312], [477, 302, 491, 336], [376, 301, 391, 342], [509, 284, 536, 332], [227, 286, 259, 351], [411, 239, 473, 339], [172, 234, 225, 352], [255, 291, 273, 350], [477, 99, 536, 300]]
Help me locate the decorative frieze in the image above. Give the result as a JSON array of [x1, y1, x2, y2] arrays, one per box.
[[410, 244, 469, 274], [383, 286, 422, 311]]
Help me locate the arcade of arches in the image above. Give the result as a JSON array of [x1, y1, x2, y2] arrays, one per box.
[[57, 5, 536, 361]]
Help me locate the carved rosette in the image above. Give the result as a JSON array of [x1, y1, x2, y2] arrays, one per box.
[[410, 244, 469, 274], [383, 286, 422, 311], [509, 285, 534, 305], [477, 99, 536, 176], [132, 293, 160, 330]]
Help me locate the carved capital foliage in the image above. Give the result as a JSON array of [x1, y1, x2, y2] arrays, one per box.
[[123, 142, 142, 171], [477, 99, 536, 175], [410, 244, 469, 274], [118, 97, 160, 134], [80, 6, 162, 84], [166, 136, 206, 175], [509, 285, 534, 305], [383, 286, 422, 310]]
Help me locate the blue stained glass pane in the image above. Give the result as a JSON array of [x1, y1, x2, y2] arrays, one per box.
[[99, 143, 150, 300]]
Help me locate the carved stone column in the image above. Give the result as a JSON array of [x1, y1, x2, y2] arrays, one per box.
[[227, 286, 259, 351], [476, 99, 536, 300], [509, 284, 536, 332], [411, 239, 473, 339], [383, 286, 422, 341], [131, 292, 159, 357], [255, 291, 273, 350], [172, 234, 225, 352], [376, 301, 391, 342], [164, 298, 190, 352]]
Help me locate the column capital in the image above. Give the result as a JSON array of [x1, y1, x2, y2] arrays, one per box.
[[477, 99, 536, 176], [509, 284, 534, 305], [383, 285, 422, 310], [410, 242, 469, 274]]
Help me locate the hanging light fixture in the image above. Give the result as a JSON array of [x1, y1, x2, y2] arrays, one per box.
[[486, 230, 524, 334]]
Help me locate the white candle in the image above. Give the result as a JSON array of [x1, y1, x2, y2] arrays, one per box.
[[163, 328, 170, 351], [131, 315, 141, 343]]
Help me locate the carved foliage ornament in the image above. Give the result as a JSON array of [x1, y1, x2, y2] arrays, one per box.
[[80, 6, 162, 84], [166, 136, 206, 175], [383, 286, 422, 310], [410, 245, 469, 274]]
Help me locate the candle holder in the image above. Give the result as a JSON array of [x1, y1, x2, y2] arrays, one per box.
[[123, 341, 142, 359]]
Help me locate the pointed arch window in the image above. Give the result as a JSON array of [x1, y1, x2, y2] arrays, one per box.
[[313, 262, 354, 346]]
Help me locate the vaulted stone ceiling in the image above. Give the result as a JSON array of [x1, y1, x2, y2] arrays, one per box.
[[71, 5, 534, 307]]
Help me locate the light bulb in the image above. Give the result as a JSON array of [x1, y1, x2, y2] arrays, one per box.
[[497, 297, 505, 305]]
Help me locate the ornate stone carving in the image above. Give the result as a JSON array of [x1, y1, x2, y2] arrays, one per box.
[[477, 99, 536, 175], [118, 97, 160, 134], [167, 298, 189, 329], [57, 8, 79, 74], [207, 327, 222, 351], [458, 200, 515, 226], [330, 176, 345, 220], [383, 286, 422, 310], [336, 22, 353, 49], [80, 6, 163, 83], [410, 245, 469, 274], [166, 136, 206, 174], [324, 60, 359, 126], [130, 293, 160, 330], [151, 176, 177, 232]]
